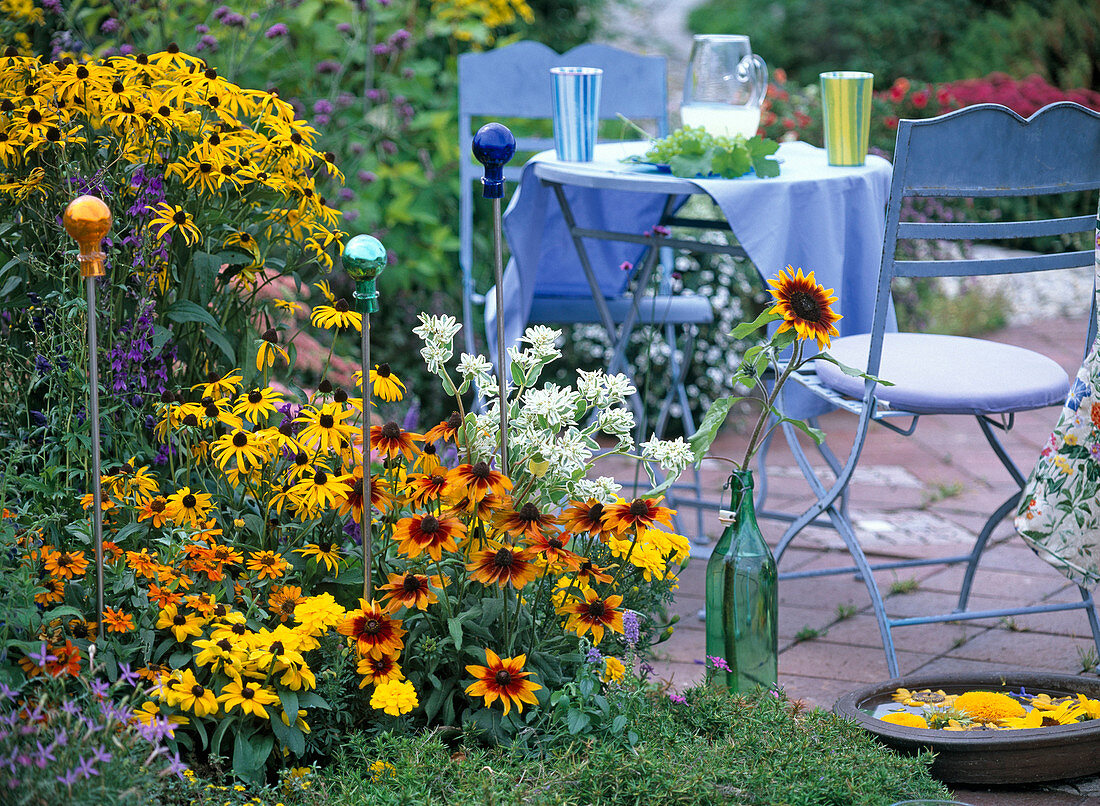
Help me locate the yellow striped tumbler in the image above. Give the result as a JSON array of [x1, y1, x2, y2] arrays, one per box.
[[820, 71, 873, 166]]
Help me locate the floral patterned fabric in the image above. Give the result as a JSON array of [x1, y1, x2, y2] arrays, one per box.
[[1014, 219, 1100, 588]]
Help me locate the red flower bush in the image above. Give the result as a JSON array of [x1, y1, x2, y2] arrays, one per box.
[[939, 73, 1100, 118]]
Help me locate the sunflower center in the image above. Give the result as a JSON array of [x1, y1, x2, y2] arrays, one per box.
[[402, 574, 421, 592], [493, 548, 515, 568], [629, 501, 648, 517], [173, 614, 187, 626], [191, 684, 205, 697], [494, 670, 512, 686], [232, 432, 248, 447], [182, 494, 197, 508], [319, 414, 335, 429], [587, 600, 608, 619], [788, 290, 822, 322], [313, 470, 328, 485], [420, 515, 439, 534], [380, 421, 400, 439], [518, 503, 540, 522]]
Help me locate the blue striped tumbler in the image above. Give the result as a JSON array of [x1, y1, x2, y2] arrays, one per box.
[[551, 66, 602, 161]]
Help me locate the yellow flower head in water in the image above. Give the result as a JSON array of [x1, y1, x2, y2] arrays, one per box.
[[954, 691, 1025, 722], [879, 711, 928, 729]]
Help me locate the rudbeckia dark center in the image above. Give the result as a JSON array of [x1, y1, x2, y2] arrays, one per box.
[[588, 503, 604, 520], [262, 329, 278, 343], [380, 422, 400, 439], [402, 574, 421, 592], [270, 641, 284, 655], [423, 443, 437, 456], [151, 499, 166, 513], [111, 81, 123, 93], [549, 537, 564, 549], [295, 452, 308, 466], [247, 390, 263, 404], [172, 210, 187, 224], [217, 639, 233, 651], [158, 105, 170, 116], [587, 601, 608, 618], [493, 548, 515, 568], [471, 461, 491, 479], [319, 414, 335, 429], [232, 624, 247, 635], [27, 109, 41, 124], [318, 540, 333, 552], [629, 501, 649, 517], [205, 404, 219, 417], [334, 390, 348, 403], [191, 684, 205, 697], [212, 605, 227, 617], [447, 412, 462, 429], [789, 290, 822, 322], [173, 614, 187, 625], [45, 127, 59, 141], [495, 670, 512, 686], [519, 503, 540, 521], [232, 432, 248, 447], [183, 413, 199, 427], [313, 470, 328, 485], [364, 619, 380, 634], [199, 162, 213, 173], [241, 687, 255, 699], [334, 299, 349, 313], [76, 66, 89, 78], [182, 494, 197, 508], [377, 363, 392, 377], [420, 515, 439, 533]]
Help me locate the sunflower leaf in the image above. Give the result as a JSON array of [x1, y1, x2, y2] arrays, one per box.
[[688, 395, 745, 461], [731, 307, 781, 339]]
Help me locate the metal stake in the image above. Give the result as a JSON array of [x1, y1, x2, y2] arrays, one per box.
[[472, 123, 516, 474], [63, 196, 111, 634], [343, 234, 387, 601]]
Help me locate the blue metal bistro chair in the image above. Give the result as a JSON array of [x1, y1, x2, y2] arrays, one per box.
[[776, 102, 1100, 676]]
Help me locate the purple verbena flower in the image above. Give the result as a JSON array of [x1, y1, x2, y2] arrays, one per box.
[[212, 5, 230, 20], [100, 17, 119, 33], [265, 23, 289, 38], [313, 98, 334, 115], [316, 60, 342, 75], [194, 23, 209, 33], [336, 22, 352, 33]]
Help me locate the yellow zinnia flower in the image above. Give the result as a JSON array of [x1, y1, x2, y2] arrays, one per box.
[[370, 679, 419, 716]]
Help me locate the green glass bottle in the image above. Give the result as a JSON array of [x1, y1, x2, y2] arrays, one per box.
[[705, 469, 778, 691]]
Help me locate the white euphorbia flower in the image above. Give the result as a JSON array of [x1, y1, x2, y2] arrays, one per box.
[[597, 407, 635, 441], [522, 325, 563, 360], [572, 475, 622, 503], [456, 352, 494, 385], [641, 435, 696, 476], [522, 384, 581, 430]]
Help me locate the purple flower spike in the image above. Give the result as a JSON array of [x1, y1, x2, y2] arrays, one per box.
[[265, 23, 289, 38], [622, 610, 639, 645]]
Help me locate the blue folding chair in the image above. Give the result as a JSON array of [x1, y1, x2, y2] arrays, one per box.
[[458, 41, 712, 530], [776, 102, 1100, 676]]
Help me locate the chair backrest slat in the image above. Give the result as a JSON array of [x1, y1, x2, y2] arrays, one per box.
[[893, 250, 1095, 279], [896, 214, 1096, 242]]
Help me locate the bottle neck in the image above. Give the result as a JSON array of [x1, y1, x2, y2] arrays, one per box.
[[727, 470, 757, 528]]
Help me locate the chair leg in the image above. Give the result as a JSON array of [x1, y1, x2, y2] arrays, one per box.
[[1080, 586, 1100, 661], [955, 491, 1020, 613]]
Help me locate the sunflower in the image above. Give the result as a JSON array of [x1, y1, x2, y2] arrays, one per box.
[[525, 532, 581, 570], [392, 513, 465, 562], [495, 501, 559, 542], [447, 462, 512, 504], [337, 599, 406, 659], [766, 265, 842, 350], [232, 386, 284, 425], [256, 329, 290, 371], [467, 544, 539, 589], [558, 589, 624, 645], [561, 499, 611, 539], [356, 653, 404, 687], [464, 649, 542, 715], [297, 403, 358, 453], [217, 673, 281, 719], [603, 497, 675, 535], [164, 487, 214, 529], [365, 363, 405, 402], [574, 558, 614, 586], [155, 603, 205, 643], [211, 429, 268, 473], [42, 548, 89, 579], [101, 606, 134, 633], [246, 550, 291, 581], [406, 472, 449, 508], [294, 540, 344, 573], [192, 369, 243, 400], [423, 411, 464, 444], [146, 202, 202, 247], [370, 421, 422, 461], [310, 298, 362, 331], [379, 572, 439, 613]]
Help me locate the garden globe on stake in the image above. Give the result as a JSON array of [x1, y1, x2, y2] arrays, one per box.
[[344, 233, 387, 599], [62, 194, 112, 631]]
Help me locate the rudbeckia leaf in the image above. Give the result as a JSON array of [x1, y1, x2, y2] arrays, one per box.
[[164, 299, 218, 327], [279, 690, 299, 719]]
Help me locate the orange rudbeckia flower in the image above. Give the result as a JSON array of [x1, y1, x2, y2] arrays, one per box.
[[467, 544, 539, 589], [464, 648, 542, 715], [558, 589, 624, 645]]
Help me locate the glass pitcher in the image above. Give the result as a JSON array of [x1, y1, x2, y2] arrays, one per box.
[[682, 35, 768, 140]]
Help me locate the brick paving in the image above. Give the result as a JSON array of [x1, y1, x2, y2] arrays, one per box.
[[642, 316, 1100, 803]]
